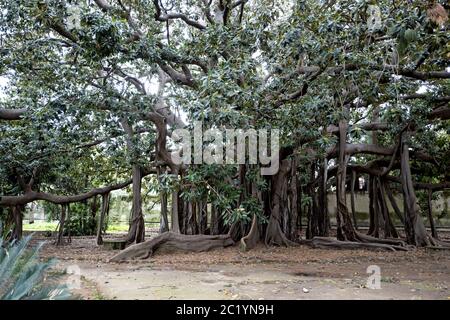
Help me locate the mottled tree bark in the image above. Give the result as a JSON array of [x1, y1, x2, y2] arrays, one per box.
[[336, 120, 357, 241], [400, 141, 430, 246], [210, 204, 219, 235], [384, 182, 405, 224], [171, 177, 181, 233], [126, 165, 145, 244], [55, 204, 66, 246], [11, 205, 23, 241], [110, 232, 234, 262], [427, 189, 438, 239], [350, 170, 358, 230], [265, 159, 296, 246], [159, 188, 169, 233], [97, 192, 110, 245]]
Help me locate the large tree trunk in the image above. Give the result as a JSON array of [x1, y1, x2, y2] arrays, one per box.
[[306, 162, 318, 239], [188, 201, 199, 235], [170, 171, 181, 234], [11, 205, 23, 241], [368, 175, 376, 235], [55, 204, 66, 246], [400, 141, 430, 246], [318, 158, 330, 236], [427, 189, 438, 239], [378, 178, 398, 238], [120, 118, 145, 244], [66, 204, 72, 243], [110, 232, 234, 262], [159, 187, 169, 233], [384, 181, 405, 224], [289, 158, 299, 240], [198, 200, 207, 235], [126, 165, 145, 244], [210, 204, 219, 235], [240, 214, 260, 251], [29, 203, 35, 224], [97, 192, 110, 245], [265, 159, 296, 246], [335, 120, 357, 241], [297, 180, 303, 232], [90, 195, 99, 231], [371, 177, 383, 238], [350, 170, 358, 230]]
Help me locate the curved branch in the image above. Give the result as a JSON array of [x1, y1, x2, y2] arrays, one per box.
[[293, 64, 450, 80], [0, 108, 27, 121], [429, 106, 450, 120], [152, 0, 206, 30], [0, 179, 134, 206]]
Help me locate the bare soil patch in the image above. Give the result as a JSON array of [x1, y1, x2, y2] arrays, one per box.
[[35, 234, 450, 300]]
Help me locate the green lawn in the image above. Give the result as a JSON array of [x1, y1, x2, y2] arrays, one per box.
[[23, 221, 58, 231], [23, 221, 130, 233], [106, 224, 129, 232]]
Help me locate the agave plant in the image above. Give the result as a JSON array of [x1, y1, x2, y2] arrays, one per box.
[[0, 234, 71, 300]]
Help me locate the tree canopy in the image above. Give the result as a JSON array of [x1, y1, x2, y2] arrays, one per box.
[[0, 0, 449, 251]]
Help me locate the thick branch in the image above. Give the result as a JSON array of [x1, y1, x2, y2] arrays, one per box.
[[0, 179, 135, 206], [152, 0, 206, 30], [0, 108, 27, 121]]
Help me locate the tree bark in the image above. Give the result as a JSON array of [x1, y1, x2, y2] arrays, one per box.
[[350, 170, 358, 230], [0, 179, 134, 206], [170, 170, 181, 233], [90, 195, 99, 233], [297, 180, 303, 232], [11, 205, 23, 241], [384, 181, 405, 224], [300, 236, 408, 251], [97, 192, 110, 245], [427, 189, 438, 239], [210, 204, 219, 235], [198, 200, 207, 235], [240, 214, 260, 251], [336, 120, 357, 241], [110, 232, 234, 262], [368, 175, 376, 235], [400, 141, 430, 246], [306, 162, 318, 239], [265, 159, 296, 246], [0, 108, 27, 120], [55, 204, 66, 246], [126, 165, 145, 244], [66, 204, 72, 243], [378, 178, 398, 238], [159, 188, 169, 233], [289, 158, 299, 240], [319, 158, 330, 236]]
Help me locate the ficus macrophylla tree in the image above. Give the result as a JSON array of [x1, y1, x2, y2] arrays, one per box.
[[0, 0, 449, 256]]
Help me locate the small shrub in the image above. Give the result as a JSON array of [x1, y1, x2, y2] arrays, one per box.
[[0, 235, 71, 300]]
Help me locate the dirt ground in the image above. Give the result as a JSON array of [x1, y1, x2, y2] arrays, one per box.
[[35, 234, 450, 300]]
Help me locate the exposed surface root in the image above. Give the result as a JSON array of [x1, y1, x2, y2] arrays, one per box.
[[300, 237, 408, 251], [265, 217, 297, 247], [357, 232, 407, 247], [429, 238, 450, 248], [240, 215, 260, 251], [110, 232, 234, 262]]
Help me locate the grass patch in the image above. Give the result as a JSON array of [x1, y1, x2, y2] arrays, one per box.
[[24, 220, 161, 234], [23, 221, 58, 231], [106, 224, 129, 232]]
